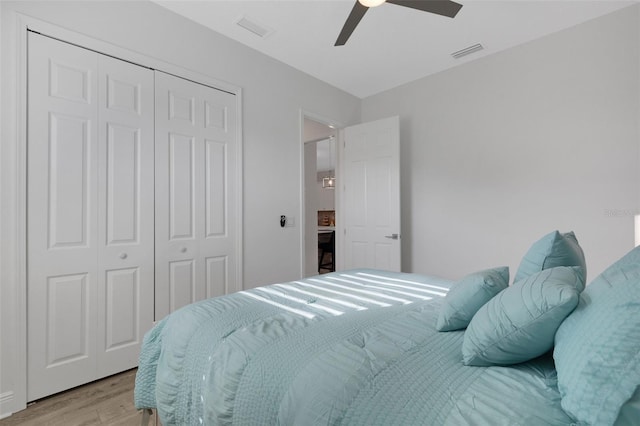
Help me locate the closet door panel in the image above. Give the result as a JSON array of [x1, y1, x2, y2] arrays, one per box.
[[28, 33, 155, 400], [205, 139, 226, 237], [104, 268, 139, 349], [168, 132, 196, 240], [199, 87, 237, 298], [105, 123, 140, 244], [169, 259, 196, 312], [27, 33, 99, 401], [206, 256, 228, 299], [45, 273, 90, 365], [48, 114, 92, 247], [155, 71, 237, 319], [97, 54, 154, 377], [155, 73, 200, 319]]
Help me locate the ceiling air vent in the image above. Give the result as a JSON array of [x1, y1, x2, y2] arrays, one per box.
[[235, 16, 274, 39], [451, 43, 484, 59]]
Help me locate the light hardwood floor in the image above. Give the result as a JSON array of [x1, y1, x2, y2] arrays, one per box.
[[0, 369, 157, 426]]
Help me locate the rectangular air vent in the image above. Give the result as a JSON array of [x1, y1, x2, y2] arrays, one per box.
[[236, 16, 274, 39], [451, 43, 484, 59]]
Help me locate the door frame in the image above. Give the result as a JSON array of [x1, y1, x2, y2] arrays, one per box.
[[1, 13, 244, 414], [298, 110, 344, 278]]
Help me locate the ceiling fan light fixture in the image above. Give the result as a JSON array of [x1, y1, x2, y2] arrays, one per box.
[[337, 0, 462, 47], [358, 0, 386, 7]]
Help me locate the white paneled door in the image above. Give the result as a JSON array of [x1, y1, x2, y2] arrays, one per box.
[[95, 50, 155, 378], [27, 33, 154, 400], [342, 116, 401, 271], [154, 71, 238, 319]]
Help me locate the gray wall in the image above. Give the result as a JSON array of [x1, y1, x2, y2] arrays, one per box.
[[362, 6, 640, 282], [2, 0, 361, 283], [0, 0, 360, 416]]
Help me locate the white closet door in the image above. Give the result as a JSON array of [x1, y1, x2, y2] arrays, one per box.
[[28, 33, 100, 401], [155, 71, 238, 320], [27, 33, 154, 400], [95, 54, 155, 377]]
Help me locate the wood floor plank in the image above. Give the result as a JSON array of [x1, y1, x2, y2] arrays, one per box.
[[0, 369, 158, 426]]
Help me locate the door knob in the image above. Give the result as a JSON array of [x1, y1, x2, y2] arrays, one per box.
[[180, 247, 187, 253], [119, 253, 128, 260], [384, 234, 399, 240]]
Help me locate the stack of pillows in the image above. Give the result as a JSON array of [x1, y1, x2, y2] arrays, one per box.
[[436, 230, 640, 425]]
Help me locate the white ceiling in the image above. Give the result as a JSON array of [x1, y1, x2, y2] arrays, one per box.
[[154, 0, 636, 98]]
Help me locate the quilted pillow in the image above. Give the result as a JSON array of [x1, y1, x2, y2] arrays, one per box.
[[462, 266, 583, 366], [554, 246, 640, 426], [436, 267, 509, 332], [514, 230, 586, 287]]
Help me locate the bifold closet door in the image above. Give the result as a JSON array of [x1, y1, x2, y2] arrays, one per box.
[[155, 71, 238, 320], [27, 33, 154, 401], [95, 48, 155, 379]]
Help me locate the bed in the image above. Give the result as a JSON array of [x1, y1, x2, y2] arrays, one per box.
[[135, 231, 640, 425]]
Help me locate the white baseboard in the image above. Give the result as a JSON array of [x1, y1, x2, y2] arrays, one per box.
[[0, 391, 15, 419]]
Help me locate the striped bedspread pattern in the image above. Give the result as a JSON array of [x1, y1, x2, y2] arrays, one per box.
[[135, 269, 572, 425]]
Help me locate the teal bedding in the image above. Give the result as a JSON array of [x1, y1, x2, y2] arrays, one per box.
[[135, 270, 573, 425]]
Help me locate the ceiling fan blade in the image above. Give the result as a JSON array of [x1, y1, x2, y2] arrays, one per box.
[[335, 1, 369, 46], [386, 0, 462, 18]]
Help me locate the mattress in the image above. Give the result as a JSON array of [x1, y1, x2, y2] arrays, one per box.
[[135, 269, 573, 425]]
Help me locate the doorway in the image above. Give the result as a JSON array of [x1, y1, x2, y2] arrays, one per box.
[[300, 115, 402, 277], [302, 116, 337, 277]]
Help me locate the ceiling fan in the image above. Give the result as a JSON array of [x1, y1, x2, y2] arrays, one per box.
[[335, 0, 463, 46]]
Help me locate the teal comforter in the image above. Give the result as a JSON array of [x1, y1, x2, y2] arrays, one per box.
[[135, 270, 573, 425]]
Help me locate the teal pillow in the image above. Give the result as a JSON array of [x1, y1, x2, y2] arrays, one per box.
[[514, 231, 586, 287], [436, 267, 509, 332], [462, 266, 583, 366], [554, 246, 640, 426]]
